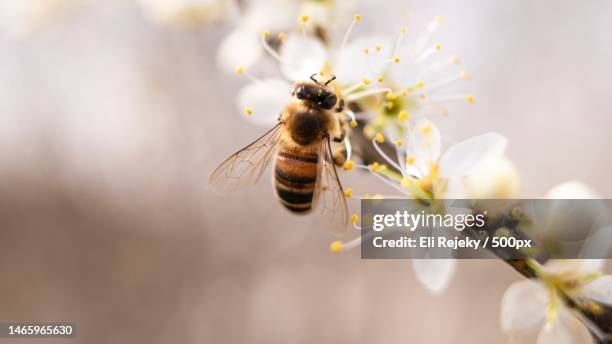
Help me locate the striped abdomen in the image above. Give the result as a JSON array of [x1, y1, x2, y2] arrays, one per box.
[[274, 148, 318, 213]]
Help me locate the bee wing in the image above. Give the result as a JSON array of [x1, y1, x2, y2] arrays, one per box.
[[312, 136, 349, 235], [209, 122, 284, 194]]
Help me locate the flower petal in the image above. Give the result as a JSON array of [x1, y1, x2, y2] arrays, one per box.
[[333, 36, 392, 85], [466, 156, 520, 199], [280, 35, 327, 82], [439, 133, 507, 177], [541, 259, 604, 277], [411, 258, 456, 295], [406, 119, 441, 170], [537, 307, 591, 344], [238, 79, 292, 126], [582, 275, 612, 305], [217, 28, 262, 73], [500, 280, 547, 333], [546, 181, 600, 199], [242, 0, 298, 32]]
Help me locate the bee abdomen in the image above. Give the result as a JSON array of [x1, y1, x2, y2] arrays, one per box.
[[274, 149, 318, 213]]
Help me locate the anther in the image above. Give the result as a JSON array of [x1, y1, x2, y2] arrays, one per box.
[[343, 160, 355, 171], [344, 188, 353, 198], [330, 240, 343, 253]]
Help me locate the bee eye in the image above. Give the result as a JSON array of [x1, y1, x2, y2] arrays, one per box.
[[321, 94, 337, 109], [295, 86, 306, 99]]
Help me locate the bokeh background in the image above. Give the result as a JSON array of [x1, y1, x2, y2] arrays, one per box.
[[0, 0, 611, 343]]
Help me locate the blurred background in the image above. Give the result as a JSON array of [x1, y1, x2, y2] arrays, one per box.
[[0, 0, 611, 343]]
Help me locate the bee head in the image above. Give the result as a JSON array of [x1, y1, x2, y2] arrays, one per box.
[[292, 75, 338, 110]]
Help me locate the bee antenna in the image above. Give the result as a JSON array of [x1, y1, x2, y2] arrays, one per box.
[[324, 75, 337, 86], [310, 73, 319, 84]]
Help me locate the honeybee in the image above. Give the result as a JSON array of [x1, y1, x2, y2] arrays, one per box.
[[209, 74, 349, 233]]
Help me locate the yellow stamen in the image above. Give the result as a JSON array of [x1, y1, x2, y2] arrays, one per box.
[[362, 78, 371, 86], [393, 57, 401, 63], [466, 95, 475, 104], [235, 66, 245, 74], [398, 110, 409, 121], [343, 160, 355, 171], [417, 81, 425, 88], [395, 139, 404, 147], [406, 155, 416, 165], [375, 44, 382, 52], [344, 188, 353, 198], [385, 102, 394, 110], [370, 162, 380, 172], [262, 31, 270, 39], [363, 47, 370, 55], [385, 92, 397, 101], [400, 26, 408, 34], [278, 32, 286, 41], [244, 107, 253, 116], [354, 14, 362, 21], [375, 132, 385, 143], [377, 76, 384, 83], [401, 177, 414, 188], [351, 214, 359, 225], [350, 120, 358, 128], [329, 240, 343, 253], [301, 15, 310, 23], [435, 43, 442, 50]]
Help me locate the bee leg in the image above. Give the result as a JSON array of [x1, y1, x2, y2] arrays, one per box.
[[335, 99, 345, 113], [332, 145, 347, 167], [332, 117, 346, 143]]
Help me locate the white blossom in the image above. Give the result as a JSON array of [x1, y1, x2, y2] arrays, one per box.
[[501, 259, 610, 344]]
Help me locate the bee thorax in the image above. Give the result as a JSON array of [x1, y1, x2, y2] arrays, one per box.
[[287, 110, 325, 146]]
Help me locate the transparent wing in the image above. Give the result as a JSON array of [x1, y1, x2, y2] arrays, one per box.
[[312, 136, 349, 235], [209, 123, 284, 194]]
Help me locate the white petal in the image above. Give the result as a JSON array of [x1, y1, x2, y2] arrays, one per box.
[[242, 0, 298, 32], [537, 307, 591, 344], [238, 79, 292, 126], [582, 275, 612, 304], [217, 28, 262, 73], [500, 280, 547, 333], [581, 226, 612, 260], [541, 260, 604, 278], [546, 181, 600, 199], [280, 35, 327, 82], [437, 175, 468, 199], [411, 259, 456, 295], [406, 119, 441, 169], [465, 156, 520, 199], [333, 36, 392, 85], [439, 133, 507, 177]]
